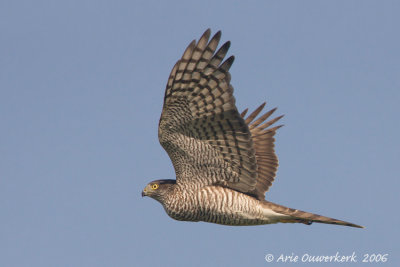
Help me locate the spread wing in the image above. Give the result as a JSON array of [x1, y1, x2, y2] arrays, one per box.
[[241, 104, 283, 199], [158, 29, 282, 198]]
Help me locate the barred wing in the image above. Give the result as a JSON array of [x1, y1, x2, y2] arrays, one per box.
[[241, 104, 283, 200], [158, 29, 258, 193]]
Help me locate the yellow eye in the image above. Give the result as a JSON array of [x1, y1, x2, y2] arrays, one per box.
[[151, 184, 159, 190]]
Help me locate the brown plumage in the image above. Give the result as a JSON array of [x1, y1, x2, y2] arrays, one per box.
[[142, 29, 363, 228]]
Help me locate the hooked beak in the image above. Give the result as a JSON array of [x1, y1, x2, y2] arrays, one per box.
[[141, 189, 146, 197]]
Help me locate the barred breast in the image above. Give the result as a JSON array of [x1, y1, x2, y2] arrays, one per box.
[[196, 186, 288, 225], [162, 185, 288, 226]]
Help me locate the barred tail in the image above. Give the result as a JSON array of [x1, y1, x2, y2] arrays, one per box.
[[263, 201, 364, 228]]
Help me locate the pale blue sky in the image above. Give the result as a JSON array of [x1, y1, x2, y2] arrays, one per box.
[[1, 1, 399, 266]]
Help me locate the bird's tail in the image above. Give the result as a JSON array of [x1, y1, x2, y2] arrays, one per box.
[[262, 201, 364, 228]]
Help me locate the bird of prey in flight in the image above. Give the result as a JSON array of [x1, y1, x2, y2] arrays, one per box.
[[142, 29, 363, 228]]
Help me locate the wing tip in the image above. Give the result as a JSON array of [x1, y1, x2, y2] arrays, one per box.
[[220, 55, 235, 71], [203, 28, 211, 37]]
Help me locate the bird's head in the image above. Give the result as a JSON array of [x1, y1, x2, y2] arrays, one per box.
[[141, 179, 176, 202]]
